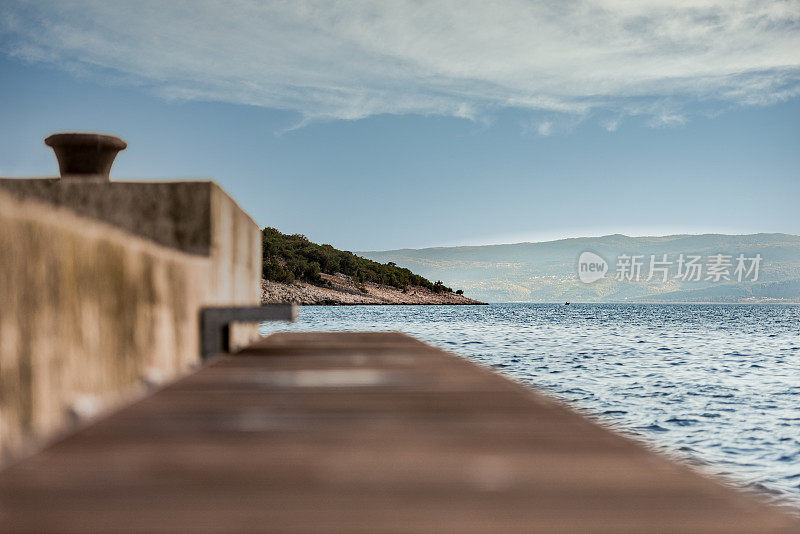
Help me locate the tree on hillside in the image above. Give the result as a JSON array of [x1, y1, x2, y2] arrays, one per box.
[[261, 227, 453, 293]]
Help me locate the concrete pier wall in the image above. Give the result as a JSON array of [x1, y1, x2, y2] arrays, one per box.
[[0, 181, 262, 462]]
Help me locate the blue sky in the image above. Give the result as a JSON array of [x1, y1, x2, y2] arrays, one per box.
[[1, 2, 799, 251]]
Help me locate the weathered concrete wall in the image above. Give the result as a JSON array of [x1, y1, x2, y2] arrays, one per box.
[[0, 181, 262, 462], [208, 184, 263, 350], [208, 183, 262, 305]]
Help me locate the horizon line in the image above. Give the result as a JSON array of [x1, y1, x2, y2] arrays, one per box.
[[356, 231, 800, 253]]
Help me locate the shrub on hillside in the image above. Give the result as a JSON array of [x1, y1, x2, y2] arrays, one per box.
[[262, 227, 453, 293]]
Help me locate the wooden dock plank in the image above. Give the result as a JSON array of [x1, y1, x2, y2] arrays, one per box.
[[0, 332, 797, 533]]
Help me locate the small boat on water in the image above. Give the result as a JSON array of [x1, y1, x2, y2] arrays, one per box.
[[564, 301, 570, 305]]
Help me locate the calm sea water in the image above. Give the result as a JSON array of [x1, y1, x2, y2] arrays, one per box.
[[260, 303, 800, 509]]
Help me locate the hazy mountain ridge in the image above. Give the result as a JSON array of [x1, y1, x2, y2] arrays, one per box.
[[358, 233, 800, 303]]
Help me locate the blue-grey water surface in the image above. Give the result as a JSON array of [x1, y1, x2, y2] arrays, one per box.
[[260, 303, 800, 509]]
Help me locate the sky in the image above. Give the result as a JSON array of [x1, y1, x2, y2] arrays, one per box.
[[1, 1, 799, 251]]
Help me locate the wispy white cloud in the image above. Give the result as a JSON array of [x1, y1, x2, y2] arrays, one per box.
[[602, 118, 621, 132], [648, 112, 688, 128], [2, 1, 799, 127], [537, 121, 554, 136]]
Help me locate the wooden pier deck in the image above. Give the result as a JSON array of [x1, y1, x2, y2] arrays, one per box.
[[1, 332, 797, 533]]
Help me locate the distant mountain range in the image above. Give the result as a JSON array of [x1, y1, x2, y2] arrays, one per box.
[[358, 234, 800, 303]]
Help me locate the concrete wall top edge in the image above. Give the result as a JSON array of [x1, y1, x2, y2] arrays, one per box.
[[0, 187, 210, 264], [1, 177, 216, 184], [0, 179, 220, 255]]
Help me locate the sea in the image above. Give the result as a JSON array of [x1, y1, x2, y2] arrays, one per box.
[[260, 303, 800, 510]]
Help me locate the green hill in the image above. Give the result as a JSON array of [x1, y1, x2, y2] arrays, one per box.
[[261, 227, 454, 293], [357, 233, 800, 302]]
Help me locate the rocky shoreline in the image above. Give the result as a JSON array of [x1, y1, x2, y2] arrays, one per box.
[[261, 273, 486, 305]]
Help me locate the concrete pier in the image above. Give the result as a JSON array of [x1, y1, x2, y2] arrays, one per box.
[[0, 134, 262, 462], [1, 134, 797, 532], [0, 332, 796, 533]]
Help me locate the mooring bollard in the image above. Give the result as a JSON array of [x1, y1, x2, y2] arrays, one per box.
[[44, 132, 127, 181]]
